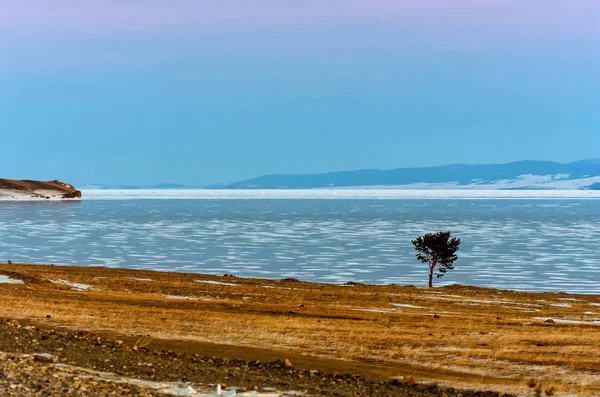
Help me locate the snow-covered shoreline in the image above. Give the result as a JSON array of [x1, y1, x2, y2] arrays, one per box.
[[0, 189, 82, 201]]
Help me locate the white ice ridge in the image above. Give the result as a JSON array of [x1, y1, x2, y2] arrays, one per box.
[[80, 189, 600, 201]]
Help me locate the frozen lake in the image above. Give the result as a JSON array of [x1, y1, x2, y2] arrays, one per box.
[[1, 189, 600, 293]]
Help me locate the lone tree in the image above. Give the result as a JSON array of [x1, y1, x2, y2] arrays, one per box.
[[411, 231, 460, 288]]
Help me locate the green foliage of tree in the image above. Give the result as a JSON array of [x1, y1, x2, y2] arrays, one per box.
[[411, 231, 460, 288]]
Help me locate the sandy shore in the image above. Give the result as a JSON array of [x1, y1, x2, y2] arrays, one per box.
[[1, 264, 599, 396]]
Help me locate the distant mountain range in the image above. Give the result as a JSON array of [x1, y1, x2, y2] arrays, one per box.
[[211, 159, 600, 190]]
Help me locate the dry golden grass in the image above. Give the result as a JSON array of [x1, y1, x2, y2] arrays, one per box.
[[1, 263, 600, 395]]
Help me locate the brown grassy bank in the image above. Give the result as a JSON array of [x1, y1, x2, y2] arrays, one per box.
[[0, 179, 81, 199], [1, 263, 599, 395]]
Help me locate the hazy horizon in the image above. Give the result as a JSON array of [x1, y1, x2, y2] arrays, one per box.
[[75, 157, 600, 187]]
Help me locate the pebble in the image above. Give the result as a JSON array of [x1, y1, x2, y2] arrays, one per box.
[[33, 353, 56, 363]]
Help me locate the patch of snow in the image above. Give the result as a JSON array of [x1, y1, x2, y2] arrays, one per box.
[[508, 307, 541, 312], [429, 311, 462, 315], [341, 174, 600, 191], [233, 391, 295, 396], [467, 299, 502, 304], [162, 295, 199, 300], [260, 286, 308, 291], [51, 279, 93, 291], [550, 303, 573, 308], [129, 277, 153, 281], [392, 303, 425, 309], [461, 299, 542, 308], [195, 280, 239, 287], [162, 385, 197, 396], [0, 275, 23, 284], [213, 383, 301, 396], [534, 317, 600, 325], [352, 308, 400, 314], [0, 189, 80, 201]]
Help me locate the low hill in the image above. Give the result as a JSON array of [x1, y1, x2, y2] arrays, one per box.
[[215, 159, 600, 190]]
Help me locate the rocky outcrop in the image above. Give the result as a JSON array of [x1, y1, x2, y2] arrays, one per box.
[[0, 179, 82, 200]]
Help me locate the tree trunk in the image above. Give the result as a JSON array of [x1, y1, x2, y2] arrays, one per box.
[[428, 266, 434, 288], [428, 260, 436, 288]]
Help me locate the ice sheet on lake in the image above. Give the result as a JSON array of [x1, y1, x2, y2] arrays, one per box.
[[5, 192, 600, 294]]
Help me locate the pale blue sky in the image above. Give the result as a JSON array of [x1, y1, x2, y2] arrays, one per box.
[[1, 1, 599, 185]]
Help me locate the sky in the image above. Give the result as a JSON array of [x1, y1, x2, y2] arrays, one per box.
[[1, 1, 599, 186]]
